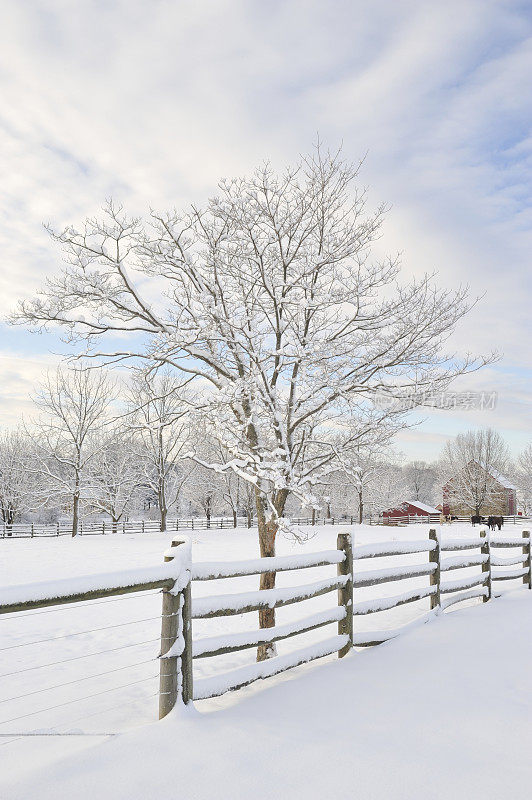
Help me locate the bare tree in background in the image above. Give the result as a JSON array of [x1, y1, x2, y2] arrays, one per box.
[[336, 425, 401, 522], [87, 429, 143, 530], [14, 147, 493, 658], [440, 428, 510, 516], [216, 442, 243, 527], [127, 372, 192, 532], [183, 460, 222, 526], [337, 454, 380, 524], [403, 460, 438, 505], [0, 428, 33, 529], [30, 367, 116, 536], [515, 443, 532, 515], [374, 463, 408, 516]]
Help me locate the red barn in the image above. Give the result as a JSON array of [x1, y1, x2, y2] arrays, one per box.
[[383, 500, 440, 521]]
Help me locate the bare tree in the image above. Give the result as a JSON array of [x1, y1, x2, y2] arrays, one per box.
[[216, 442, 243, 527], [182, 457, 223, 526], [440, 428, 510, 516], [515, 443, 532, 515], [30, 367, 116, 536], [14, 147, 492, 658], [337, 456, 378, 524], [240, 478, 256, 529], [335, 431, 401, 523], [87, 428, 143, 530], [403, 460, 438, 505], [0, 428, 33, 529], [127, 372, 192, 531], [366, 461, 408, 517]]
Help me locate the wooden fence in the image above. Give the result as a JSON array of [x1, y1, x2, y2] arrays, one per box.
[[0, 516, 360, 539], [164, 525, 532, 708], [373, 515, 531, 526], [4, 514, 530, 539], [0, 547, 191, 727], [1, 527, 530, 729]]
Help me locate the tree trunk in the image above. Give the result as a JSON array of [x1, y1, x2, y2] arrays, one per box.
[[112, 516, 118, 534], [256, 515, 278, 661], [72, 493, 79, 537], [255, 486, 289, 661], [232, 509, 237, 528], [160, 505, 168, 532], [311, 507, 316, 526], [358, 490, 363, 524], [247, 508, 252, 528]]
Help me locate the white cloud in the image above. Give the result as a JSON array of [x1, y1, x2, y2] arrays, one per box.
[[0, 0, 530, 454]]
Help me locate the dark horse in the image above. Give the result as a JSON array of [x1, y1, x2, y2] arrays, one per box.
[[488, 515, 504, 531], [471, 515, 486, 526]]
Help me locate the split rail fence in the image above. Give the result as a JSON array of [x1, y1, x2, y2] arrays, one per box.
[[1, 516, 361, 539], [3, 515, 530, 539], [0, 527, 530, 732], [373, 515, 530, 526]]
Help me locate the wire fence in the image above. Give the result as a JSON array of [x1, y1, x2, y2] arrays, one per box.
[[0, 588, 164, 745]]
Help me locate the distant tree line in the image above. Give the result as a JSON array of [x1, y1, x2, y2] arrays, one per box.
[[0, 364, 529, 532]]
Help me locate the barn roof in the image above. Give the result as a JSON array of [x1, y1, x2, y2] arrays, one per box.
[[486, 467, 518, 491], [443, 462, 518, 492], [404, 500, 440, 514]]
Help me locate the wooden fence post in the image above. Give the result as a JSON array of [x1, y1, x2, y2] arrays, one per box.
[[522, 531, 531, 589], [337, 533, 353, 657], [181, 574, 193, 704], [428, 528, 440, 610], [480, 529, 491, 602], [159, 538, 192, 719]]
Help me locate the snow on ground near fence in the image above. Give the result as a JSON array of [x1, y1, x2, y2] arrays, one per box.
[[0, 523, 529, 786], [4, 591, 532, 800]]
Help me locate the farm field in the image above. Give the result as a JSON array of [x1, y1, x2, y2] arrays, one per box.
[[1, 522, 531, 798]]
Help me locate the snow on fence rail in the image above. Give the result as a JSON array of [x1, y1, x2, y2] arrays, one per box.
[[189, 534, 353, 700], [1, 527, 531, 727], [341, 527, 532, 644]]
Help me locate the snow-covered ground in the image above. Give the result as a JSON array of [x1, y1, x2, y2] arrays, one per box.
[[4, 592, 532, 799], [1, 523, 530, 798]]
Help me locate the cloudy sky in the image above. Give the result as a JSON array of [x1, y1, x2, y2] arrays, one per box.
[[0, 0, 531, 460]]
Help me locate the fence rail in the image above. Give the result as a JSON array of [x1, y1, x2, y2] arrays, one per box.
[[1, 516, 360, 539], [3, 514, 531, 539], [1, 526, 531, 729], [376, 515, 531, 526], [189, 533, 352, 700]]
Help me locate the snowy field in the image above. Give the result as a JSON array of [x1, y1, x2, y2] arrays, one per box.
[[1, 522, 531, 798]]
